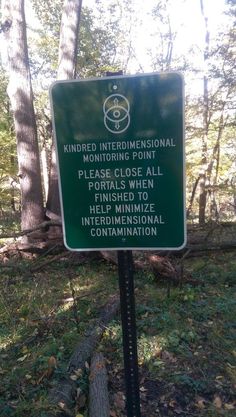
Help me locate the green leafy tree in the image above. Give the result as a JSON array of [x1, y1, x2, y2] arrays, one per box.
[[31, 0, 132, 224], [0, 68, 18, 213], [1, 0, 44, 234], [30, 0, 125, 82], [186, 0, 236, 222], [45, 0, 83, 221], [150, 0, 177, 71]]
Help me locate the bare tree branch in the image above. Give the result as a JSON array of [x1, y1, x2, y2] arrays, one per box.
[[0, 220, 61, 239]]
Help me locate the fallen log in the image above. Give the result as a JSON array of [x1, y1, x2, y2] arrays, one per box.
[[0, 220, 62, 240], [0, 220, 64, 258], [0, 239, 65, 259], [100, 251, 201, 286], [148, 254, 203, 286], [89, 352, 109, 417], [148, 254, 177, 280], [100, 250, 117, 265], [68, 295, 119, 373], [47, 294, 120, 417], [187, 241, 236, 252]]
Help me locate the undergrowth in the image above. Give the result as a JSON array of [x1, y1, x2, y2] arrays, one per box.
[[0, 250, 235, 416]]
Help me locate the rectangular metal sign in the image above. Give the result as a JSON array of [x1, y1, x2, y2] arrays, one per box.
[[50, 72, 186, 251]]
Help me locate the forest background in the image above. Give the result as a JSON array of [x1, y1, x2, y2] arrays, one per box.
[[0, 2, 236, 416], [0, 0, 235, 238]]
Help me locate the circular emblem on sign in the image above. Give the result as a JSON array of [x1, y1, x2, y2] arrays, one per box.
[[103, 94, 130, 134]]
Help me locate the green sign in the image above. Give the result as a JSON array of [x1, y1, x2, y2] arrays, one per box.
[[50, 72, 186, 251]]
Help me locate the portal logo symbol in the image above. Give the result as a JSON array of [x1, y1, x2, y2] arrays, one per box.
[[103, 94, 130, 134]]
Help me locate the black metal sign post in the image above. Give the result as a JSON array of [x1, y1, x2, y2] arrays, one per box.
[[106, 71, 141, 417], [118, 250, 141, 417]]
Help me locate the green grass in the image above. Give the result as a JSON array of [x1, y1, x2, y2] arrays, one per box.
[[102, 252, 236, 416], [0, 257, 118, 416], [0, 212, 20, 239], [0, 251, 236, 416]]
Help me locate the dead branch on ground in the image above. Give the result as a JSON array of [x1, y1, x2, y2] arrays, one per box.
[[89, 352, 110, 417], [0, 220, 62, 240], [46, 294, 120, 417]]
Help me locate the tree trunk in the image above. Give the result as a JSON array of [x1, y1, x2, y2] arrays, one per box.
[[89, 353, 110, 417], [57, 0, 83, 81], [47, 0, 83, 221], [199, 0, 210, 225], [2, 0, 44, 233], [41, 143, 49, 202], [187, 175, 200, 219], [198, 168, 207, 225]]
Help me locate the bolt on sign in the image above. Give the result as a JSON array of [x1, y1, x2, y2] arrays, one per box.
[[50, 72, 186, 251]]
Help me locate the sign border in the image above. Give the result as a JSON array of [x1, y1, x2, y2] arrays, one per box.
[[50, 72, 186, 252]]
